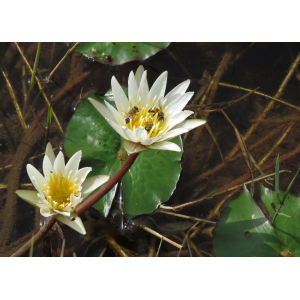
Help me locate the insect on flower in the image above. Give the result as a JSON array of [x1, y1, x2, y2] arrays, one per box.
[[89, 66, 206, 154]]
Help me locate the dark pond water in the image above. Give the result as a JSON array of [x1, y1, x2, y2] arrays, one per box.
[[1, 42, 300, 256]]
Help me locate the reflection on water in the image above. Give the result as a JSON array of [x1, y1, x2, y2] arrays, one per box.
[[1, 42, 300, 256]]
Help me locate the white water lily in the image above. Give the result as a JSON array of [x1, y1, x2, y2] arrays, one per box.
[[89, 66, 206, 154], [16, 143, 110, 235]]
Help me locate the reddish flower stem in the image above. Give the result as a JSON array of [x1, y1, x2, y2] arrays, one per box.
[[10, 152, 139, 257]]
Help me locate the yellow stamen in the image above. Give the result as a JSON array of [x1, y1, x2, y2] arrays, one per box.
[[45, 172, 79, 211]]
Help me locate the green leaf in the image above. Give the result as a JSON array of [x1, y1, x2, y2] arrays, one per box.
[[213, 186, 280, 257], [64, 92, 182, 219], [261, 185, 300, 256], [73, 42, 170, 65]]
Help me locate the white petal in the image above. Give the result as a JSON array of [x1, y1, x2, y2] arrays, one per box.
[[42, 155, 53, 180], [148, 71, 168, 103], [70, 193, 83, 208], [55, 212, 86, 235], [111, 76, 129, 114], [88, 98, 115, 122], [165, 79, 190, 99], [122, 126, 147, 143], [167, 110, 194, 131], [167, 92, 194, 115], [40, 207, 56, 217], [37, 193, 53, 208], [82, 175, 110, 200], [148, 141, 181, 152], [45, 143, 55, 165], [71, 167, 92, 185], [123, 140, 148, 154], [65, 150, 82, 177], [26, 164, 46, 193], [106, 118, 128, 140], [135, 65, 144, 86], [16, 190, 44, 208], [104, 100, 126, 126], [163, 94, 181, 109], [53, 209, 71, 217], [128, 71, 139, 106], [137, 71, 149, 108], [157, 127, 190, 142], [141, 136, 161, 146], [53, 152, 65, 174], [171, 119, 206, 131]]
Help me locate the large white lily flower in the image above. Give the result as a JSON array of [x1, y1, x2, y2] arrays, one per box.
[[88, 66, 206, 154], [16, 143, 110, 235]]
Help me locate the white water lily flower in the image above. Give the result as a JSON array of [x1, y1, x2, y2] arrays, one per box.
[[89, 66, 206, 154], [16, 143, 110, 235]]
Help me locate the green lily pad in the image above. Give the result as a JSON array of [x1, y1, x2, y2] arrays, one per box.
[[73, 42, 170, 65], [261, 185, 300, 256], [64, 92, 182, 219], [213, 186, 280, 257]]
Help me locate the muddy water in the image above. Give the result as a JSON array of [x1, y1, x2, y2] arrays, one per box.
[[1, 42, 300, 256]]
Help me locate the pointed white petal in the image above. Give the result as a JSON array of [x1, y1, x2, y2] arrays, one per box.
[[70, 193, 83, 208], [42, 155, 53, 180], [148, 141, 181, 152], [82, 175, 110, 199], [88, 98, 115, 121], [167, 110, 194, 131], [122, 126, 147, 143], [45, 143, 55, 165], [106, 118, 128, 140], [40, 207, 56, 217], [167, 92, 194, 115], [55, 212, 86, 235], [128, 71, 139, 106], [37, 193, 53, 208], [104, 100, 126, 126], [148, 71, 168, 104], [165, 79, 190, 99], [141, 136, 161, 146], [65, 150, 82, 177], [157, 127, 190, 142], [53, 152, 65, 174], [137, 71, 149, 108], [163, 94, 181, 109], [16, 190, 44, 208], [123, 140, 148, 154], [53, 209, 71, 217], [111, 76, 129, 114], [135, 65, 145, 86], [71, 167, 92, 185], [171, 119, 206, 131], [26, 164, 46, 193]]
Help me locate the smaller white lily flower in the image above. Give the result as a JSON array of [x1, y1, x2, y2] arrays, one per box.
[[89, 65, 206, 154], [16, 143, 110, 235]]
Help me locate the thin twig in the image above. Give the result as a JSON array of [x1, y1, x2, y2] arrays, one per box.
[[1, 67, 27, 131], [48, 42, 80, 81], [143, 227, 182, 249], [157, 210, 216, 224], [29, 43, 42, 91]]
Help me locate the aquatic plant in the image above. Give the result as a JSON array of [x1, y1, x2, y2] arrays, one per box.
[[16, 143, 109, 234]]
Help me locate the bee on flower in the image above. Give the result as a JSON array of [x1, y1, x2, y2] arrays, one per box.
[[88, 65, 206, 154], [16, 143, 110, 235]]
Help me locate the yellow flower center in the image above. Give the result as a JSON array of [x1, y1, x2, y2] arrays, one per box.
[[125, 99, 169, 138], [45, 172, 79, 211]]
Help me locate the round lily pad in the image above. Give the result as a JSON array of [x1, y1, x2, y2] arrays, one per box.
[[73, 42, 170, 65], [64, 91, 182, 219]]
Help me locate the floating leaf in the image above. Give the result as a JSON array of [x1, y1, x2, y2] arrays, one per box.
[[73, 42, 170, 65], [261, 185, 300, 256], [64, 91, 182, 219], [213, 186, 280, 257]]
